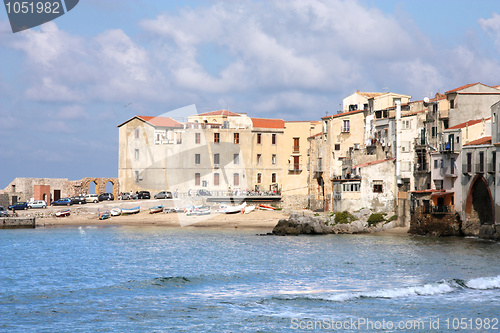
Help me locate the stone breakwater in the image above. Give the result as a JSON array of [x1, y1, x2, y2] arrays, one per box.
[[1, 217, 36, 229], [272, 209, 400, 235]]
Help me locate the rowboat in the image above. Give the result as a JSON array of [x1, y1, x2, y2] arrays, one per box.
[[149, 205, 164, 214], [195, 206, 211, 215], [242, 205, 255, 214], [121, 206, 140, 214], [110, 208, 122, 216], [221, 202, 247, 214], [55, 209, 70, 217], [99, 211, 111, 220], [258, 204, 276, 211]]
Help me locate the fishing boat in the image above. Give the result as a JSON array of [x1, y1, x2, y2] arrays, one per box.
[[258, 204, 276, 211], [121, 206, 140, 214], [242, 205, 255, 214], [149, 205, 164, 214], [55, 209, 70, 217], [98, 211, 111, 220], [223, 202, 247, 214], [110, 208, 122, 216], [195, 206, 211, 215]]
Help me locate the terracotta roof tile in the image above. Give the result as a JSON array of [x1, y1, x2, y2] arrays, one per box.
[[353, 158, 394, 169], [308, 132, 323, 139], [463, 136, 492, 146], [251, 118, 285, 129], [322, 109, 365, 120], [197, 110, 241, 117], [138, 116, 184, 128], [356, 92, 386, 99], [445, 82, 482, 94], [447, 117, 490, 130]]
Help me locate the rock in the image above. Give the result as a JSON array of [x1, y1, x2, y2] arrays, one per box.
[[272, 213, 332, 235]]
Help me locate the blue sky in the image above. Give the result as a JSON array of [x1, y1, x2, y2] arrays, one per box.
[[1, 0, 500, 188]]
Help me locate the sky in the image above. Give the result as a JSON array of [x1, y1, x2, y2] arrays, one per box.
[[2, 0, 500, 188]]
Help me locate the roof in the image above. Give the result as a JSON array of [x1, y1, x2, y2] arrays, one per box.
[[251, 118, 285, 129], [117, 115, 183, 128], [463, 136, 492, 146], [356, 91, 386, 99], [409, 189, 445, 194], [353, 158, 394, 169], [308, 132, 323, 139], [196, 110, 240, 117], [445, 82, 482, 94], [447, 117, 490, 130], [322, 109, 365, 120]]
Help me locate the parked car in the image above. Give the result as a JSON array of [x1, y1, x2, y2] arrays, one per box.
[[0, 206, 9, 216], [9, 202, 28, 210], [196, 189, 212, 196], [70, 196, 87, 205], [51, 198, 72, 206], [84, 194, 99, 203], [154, 191, 173, 199], [98, 193, 114, 201], [137, 191, 150, 199], [119, 192, 132, 200], [28, 200, 47, 209]]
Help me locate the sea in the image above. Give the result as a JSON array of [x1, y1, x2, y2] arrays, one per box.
[[1, 226, 499, 332]]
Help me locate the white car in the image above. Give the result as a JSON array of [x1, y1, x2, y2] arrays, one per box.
[[85, 194, 99, 203], [28, 200, 47, 209]]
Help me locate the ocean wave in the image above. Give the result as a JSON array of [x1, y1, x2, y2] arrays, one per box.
[[272, 275, 500, 303], [465, 275, 500, 290]]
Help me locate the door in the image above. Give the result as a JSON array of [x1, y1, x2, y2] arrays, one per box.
[[293, 156, 300, 171], [54, 190, 61, 201]]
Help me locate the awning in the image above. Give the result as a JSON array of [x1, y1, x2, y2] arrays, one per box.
[[431, 191, 454, 197]]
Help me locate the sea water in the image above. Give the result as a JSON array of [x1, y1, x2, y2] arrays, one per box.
[[1, 226, 499, 332]]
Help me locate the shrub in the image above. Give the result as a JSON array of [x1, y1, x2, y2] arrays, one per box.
[[334, 211, 356, 224], [367, 213, 385, 226], [387, 215, 398, 222]]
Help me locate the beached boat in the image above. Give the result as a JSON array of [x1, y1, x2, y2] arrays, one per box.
[[222, 202, 247, 214], [242, 205, 255, 214], [98, 211, 111, 220], [149, 205, 164, 214], [110, 207, 122, 216], [55, 209, 70, 217], [121, 206, 140, 214], [195, 206, 211, 215], [258, 204, 276, 211]]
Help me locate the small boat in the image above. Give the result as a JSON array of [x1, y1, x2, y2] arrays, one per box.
[[55, 209, 70, 217], [110, 208, 122, 216], [121, 206, 140, 214], [224, 202, 247, 214], [149, 205, 164, 214], [195, 206, 211, 215], [98, 211, 111, 220], [258, 204, 276, 211], [242, 205, 255, 214]]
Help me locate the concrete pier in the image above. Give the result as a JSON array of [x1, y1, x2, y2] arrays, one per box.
[[1, 217, 36, 229]]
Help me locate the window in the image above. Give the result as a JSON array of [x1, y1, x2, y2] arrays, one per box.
[[272, 154, 277, 165], [451, 158, 455, 174], [234, 173, 240, 186], [257, 133, 262, 144], [214, 173, 220, 186], [214, 133, 220, 143], [195, 173, 201, 186], [293, 138, 300, 152], [342, 120, 350, 132], [450, 99, 455, 109], [431, 126, 437, 138], [234, 153, 239, 165], [134, 171, 139, 183], [493, 152, 497, 172], [234, 133, 239, 144], [402, 120, 411, 129], [443, 119, 449, 129], [335, 144, 340, 151], [349, 104, 357, 111], [272, 173, 277, 183], [479, 151, 484, 172], [214, 153, 220, 166], [373, 184, 383, 193], [257, 154, 262, 165], [257, 173, 262, 183], [401, 141, 410, 152], [195, 133, 201, 144], [466, 152, 472, 173], [434, 160, 438, 168], [176, 132, 182, 144], [134, 149, 139, 160], [434, 180, 443, 190], [440, 159, 443, 168], [134, 128, 139, 139], [195, 154, 201, 165], [272, 134, 277, 145]]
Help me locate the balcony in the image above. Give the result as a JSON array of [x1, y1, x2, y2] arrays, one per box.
[[439, 143, 456, 154], [288, 163, 302, 172], [432, 205, 454, 214], [313, 163, 324, 173], [476, 163, 485, 174], [292, 146, 300, 154], [462, 163, 472, 174], [414, 163, 428, 173], [487, 162, 496, 174]]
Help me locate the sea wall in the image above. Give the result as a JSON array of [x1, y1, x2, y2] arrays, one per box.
[[1, 217, 36, 229]]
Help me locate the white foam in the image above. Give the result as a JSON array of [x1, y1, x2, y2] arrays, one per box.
[[466, 275, 500, 290]]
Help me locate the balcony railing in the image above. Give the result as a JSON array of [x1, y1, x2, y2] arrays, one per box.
[[462, 163, 472, 174], [432, 205, 454, 214], [476, 163, 485, 173], [414, 163, 428, 173], [288, 163, 302, 172], [487, 162, 496, 174], [292, 146, 300, 153]]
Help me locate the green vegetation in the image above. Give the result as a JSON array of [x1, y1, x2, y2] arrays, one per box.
[[334, 211, 356, 224], [387, 215, 398, 222], [367, 213, 385, 226]]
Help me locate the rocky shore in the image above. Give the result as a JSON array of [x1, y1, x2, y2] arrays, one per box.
[[272, 209, 403, 235]]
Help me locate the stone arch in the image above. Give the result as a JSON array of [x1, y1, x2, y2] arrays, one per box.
[[79, 177, 119, 199], [465, 174, 494, 225]]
